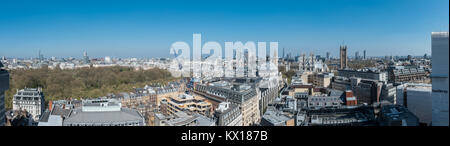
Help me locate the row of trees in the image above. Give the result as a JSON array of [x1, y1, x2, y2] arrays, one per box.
[[348, 60, 376, 70], [4, 66, 176, 109]]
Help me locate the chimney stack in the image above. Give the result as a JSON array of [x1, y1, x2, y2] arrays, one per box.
[[48, 101, 53, 111]]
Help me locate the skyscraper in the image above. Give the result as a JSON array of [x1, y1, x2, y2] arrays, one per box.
[[38, 50, 44, 62], [355, 51, 360, 60], [363, 50, 366, 60], [83, 50, 90, 64], [326, 52, 330, 60], [0, 62, 9, 126], [431, 32, 449, 126], [340, 45, 348, 69]]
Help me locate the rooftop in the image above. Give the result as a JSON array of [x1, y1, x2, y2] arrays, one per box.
[[64, 107, 143, 124]]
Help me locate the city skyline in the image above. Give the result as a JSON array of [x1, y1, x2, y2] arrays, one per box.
[[0, 0, 449, 58]]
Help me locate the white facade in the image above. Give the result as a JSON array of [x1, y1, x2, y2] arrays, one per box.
[[396, 83, 432, 125], [12, 88, 45, 121], [431, 32, 449, 126]]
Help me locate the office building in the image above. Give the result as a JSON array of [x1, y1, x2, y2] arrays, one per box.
[[307, 95, 343, 109], [381, 83, 397, 104], [165, 93, 212, 116], [431, 32, 449, 126], [338, 69, 388, 82], [309, 73, 333, 88], [351, 78, 383, 105], [388, 67, 427, 83], [0, 62, 9, 126], [363, 50, 366, 60], [83, 50, 90, 64], [214, 102, 243, 126], [194, 78, 261, 126], [396, 83, 431, 125], [326, 52, 330, 60], [13, 88, 45, 121], [63, 99, 145, 126]]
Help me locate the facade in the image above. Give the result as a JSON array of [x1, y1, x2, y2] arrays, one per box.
[[388, 67, 427, 83], [309, 73, 332, 88], [431, 32, 449, 126], [214, 102, 243, 126], [194, 78, 261, 126], [307, 96, 343, 109], [258, 82, 279, 117], [397, 83, 432, 125], [331, 76, 351, 91], [0, 63, 9, 126], [345, 90, 357, 106], [13, 88, 45, 121], [63, 99, 146, 126], [338, 69, 388, 82], [165, 93, 212, 116], [297, 53, 328, 72], [381, 83, 397, 104], [351, 78, 383, 105], [117, 88, 157, 108], [340, 45, 348, 69]]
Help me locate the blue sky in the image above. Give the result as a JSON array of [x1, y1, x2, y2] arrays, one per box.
[[0, 0, 448, 58]]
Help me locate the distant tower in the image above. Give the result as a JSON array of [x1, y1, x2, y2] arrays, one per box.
[[355, 51, 359, 60], [326, 52, 330, 60], [363, 50, 366, 60], [83, 50, 90, 64], [340, 45, 348, 69], [282, 48, 285, 60], [38, 50, 43, 62]]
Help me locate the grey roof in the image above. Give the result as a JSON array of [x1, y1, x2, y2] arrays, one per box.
[[64, 108, 143, 124], [328, 89, 344, 97], [262, 107, 291, 125], [39, 110, 51, 122], [195, 114, 216, 126]]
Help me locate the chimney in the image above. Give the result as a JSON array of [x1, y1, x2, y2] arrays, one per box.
[[48, 101, 53, 111]]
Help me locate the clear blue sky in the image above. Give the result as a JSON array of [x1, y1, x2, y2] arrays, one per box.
[[0, 0, 448, 59]]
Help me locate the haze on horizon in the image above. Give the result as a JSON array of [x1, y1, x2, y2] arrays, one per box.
[[0, 0, 448, 59]]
